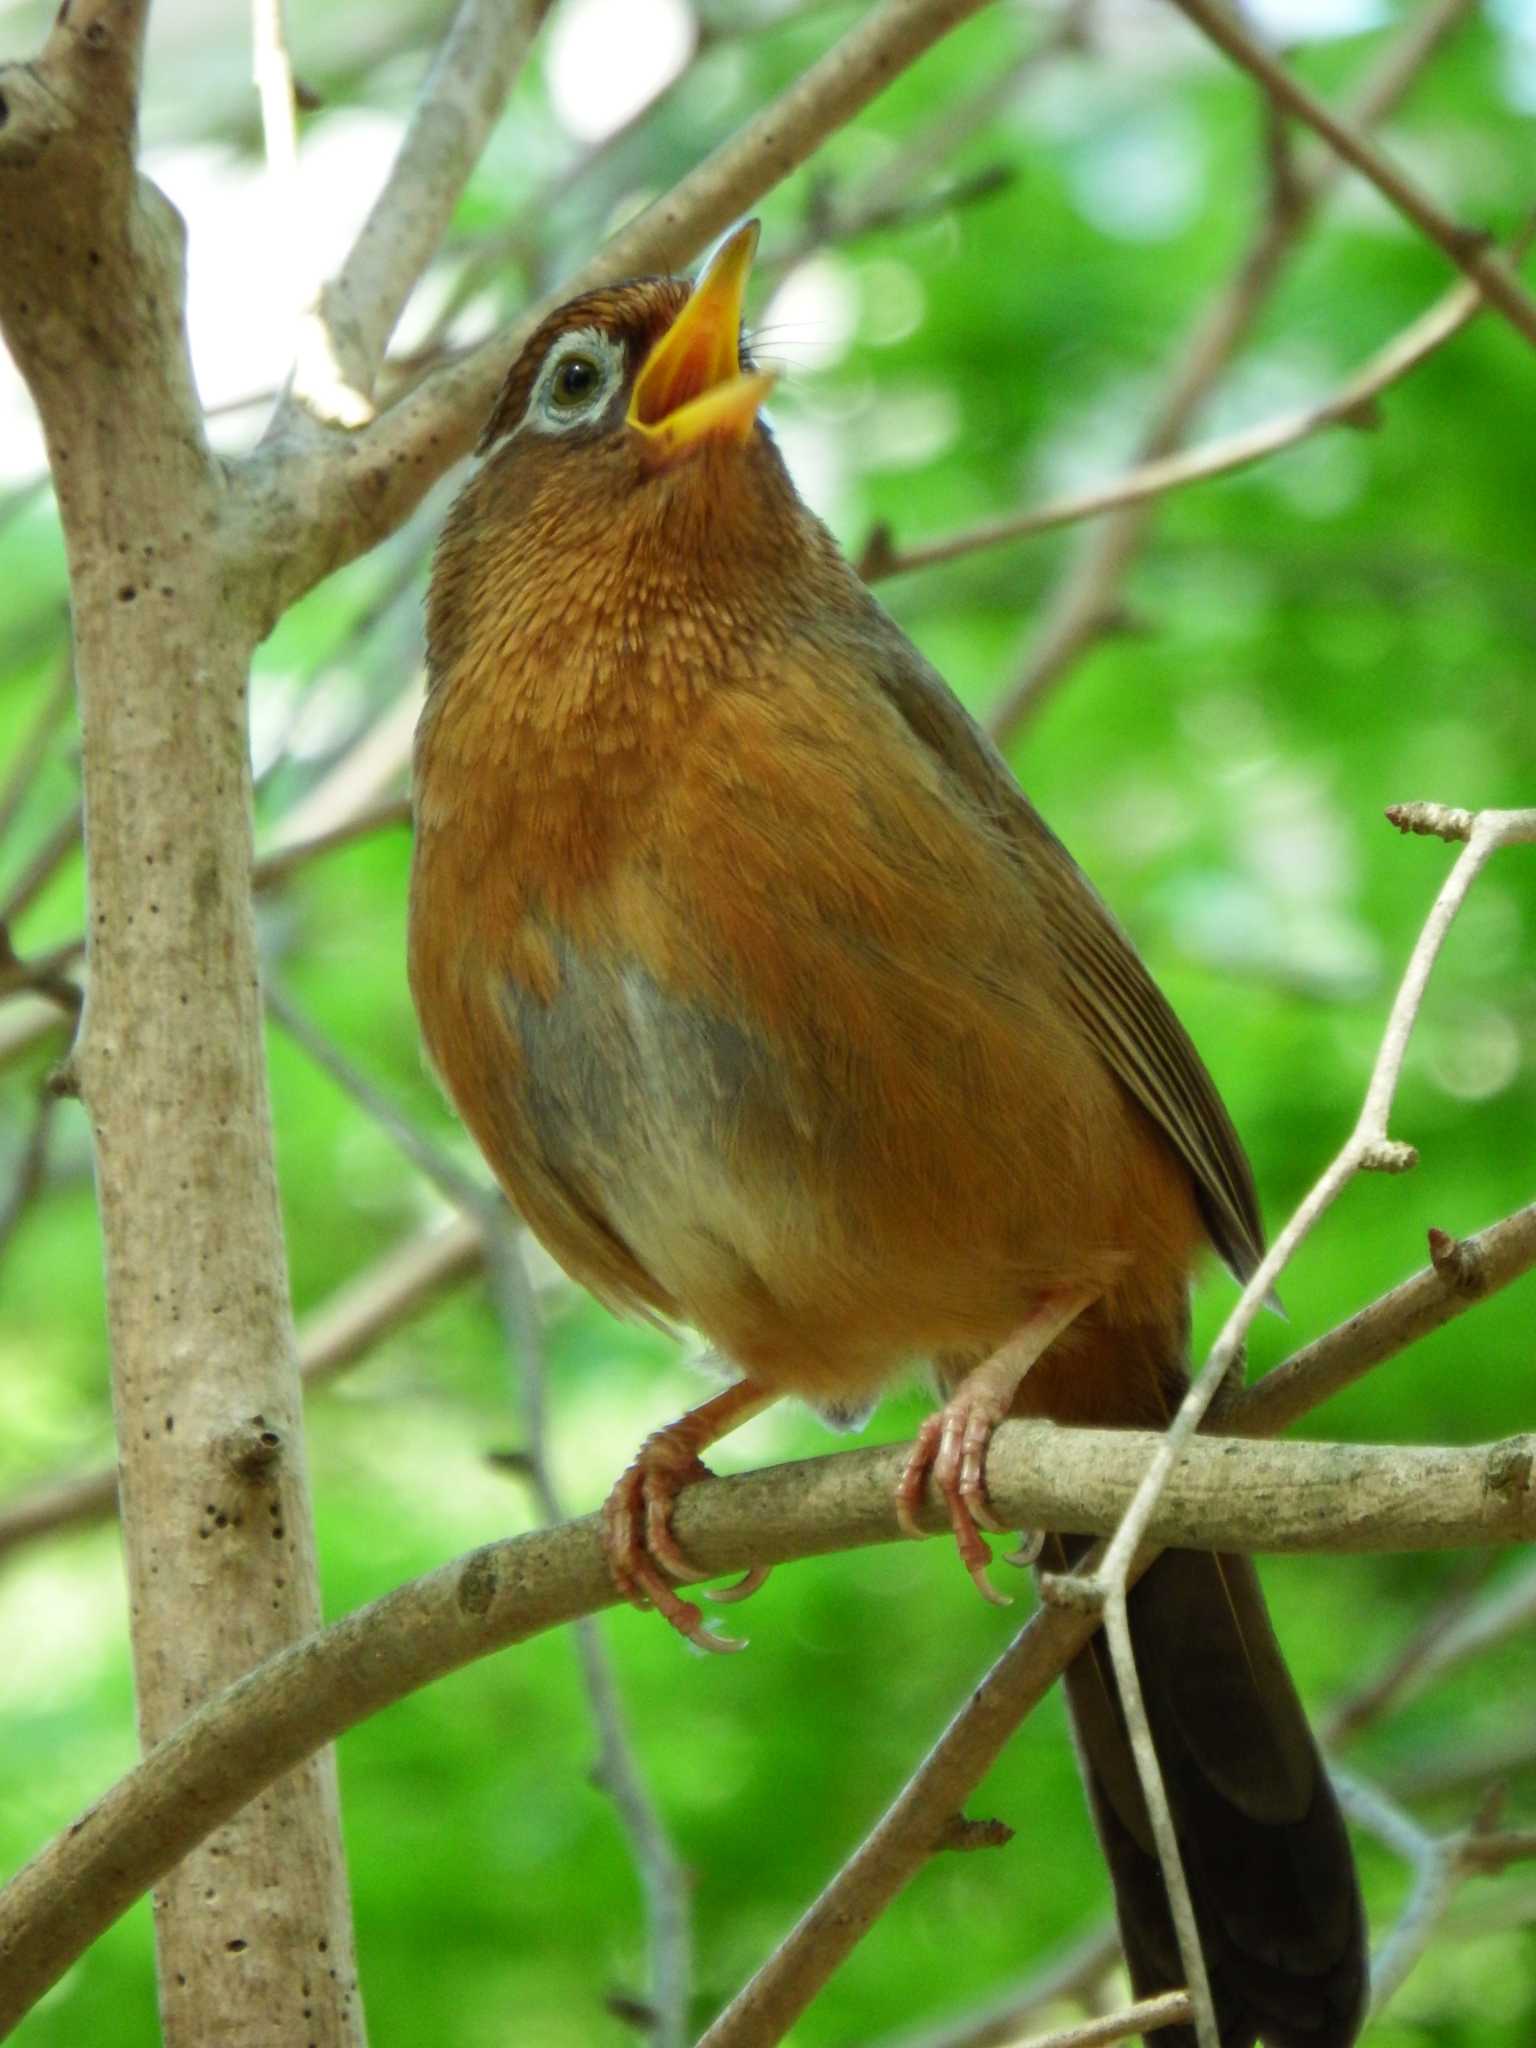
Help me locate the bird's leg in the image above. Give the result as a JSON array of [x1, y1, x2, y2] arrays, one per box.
[[896, 1290, 1097, 1606], [602, 1378, 776, 1653]]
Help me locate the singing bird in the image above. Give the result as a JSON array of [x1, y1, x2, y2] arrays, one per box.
[[409, 223, 1366, 2047]]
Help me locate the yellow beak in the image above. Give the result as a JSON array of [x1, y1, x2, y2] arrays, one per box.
[[627, 220, 776, 461]]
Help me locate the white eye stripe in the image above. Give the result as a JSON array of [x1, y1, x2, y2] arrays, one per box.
[[520, 326, 626, 436]]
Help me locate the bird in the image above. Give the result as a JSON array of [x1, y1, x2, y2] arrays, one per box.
[[408, 220, 1367, 2048]]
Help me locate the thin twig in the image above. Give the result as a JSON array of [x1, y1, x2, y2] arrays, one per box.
[[265, 981, 493, 1217], [1335, 1777, 1536, 2017], [289, 0, 554, 420], [867, 1922, 1121, 2048], [256, 791, 412, 887], [0, 793, 413, 1007], [1324, 1551, 1502, 1745], [760, 4, 1089, 288], [251, 0, 298, 174], [987, 0, 1476, 737], [860, 218, 1535, 581], [484, 1224, 695, 2048], [1385, 1727, 1536, 1806], [1015, 1991, 1194, 2048], [269, 982, 695, 2047], [259, 0, 1004, 594], [1166, 0, 1536, 351], [2, 1344, 1535, 2029], [693, 1270, 1536, 2048], [1045, 803, 1536, 2048], [1373, 1551, 1536, 1708]]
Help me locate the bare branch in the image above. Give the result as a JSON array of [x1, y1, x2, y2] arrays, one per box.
[[256, 0, 1001, 601], [987, 0, 1477, 736], [0, 795, 412, 1010], [251, 0, 298, 182], [1070, 806, 1536, 1606], [1045, 803, 1536, 2044], [860, 225, 1534, 582], [1324, 1552, 1504, 1745], [1385, 1726, 1536, 1806], [868, 1922, 1121, 2048], [761, 3, 1088, 288], [1337, 1778, 1536, 2018], [3, 1191, 1530, 1572], [1366, 1551, 1536, 1712], [1016, 1992, 1194, 2048], [269, 983, 697, 2043], [0, 1266, 1533, 2037], [1236, 1204, 1536, 1435], [1167, 0, 1536, 352], [289, 0, 554, 420], [483, 1226, 694, 2048]]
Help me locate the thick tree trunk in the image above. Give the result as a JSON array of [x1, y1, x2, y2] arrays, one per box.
[[0, 5, 364, 2040]]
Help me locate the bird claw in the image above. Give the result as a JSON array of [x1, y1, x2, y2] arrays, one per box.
[[707, 1563, 771, 1605], [602, 1439, 749, 1651], [895, 1400, 1013, 1606]]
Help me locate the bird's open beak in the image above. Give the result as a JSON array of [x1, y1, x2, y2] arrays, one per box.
[[627, 220, 777, 463]]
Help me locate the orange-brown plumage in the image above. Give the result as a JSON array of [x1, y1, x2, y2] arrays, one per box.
[[409, 226, 1364, 2048]]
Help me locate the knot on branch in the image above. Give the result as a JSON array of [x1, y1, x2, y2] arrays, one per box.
[[854, 521, 897, 582], [1427, 1227, 1486, 1296], [1038, 1571, 1104, 1614], [456, 1549, 500, 1617], [1385, 800, 1475, 843], [1482, 1438, 1533, 1502], [1359, 1139, 1418, 1175], [935, 1813, 1014, 1854], [0, 64, 68, 167], [223, 1417, 285, 1480]]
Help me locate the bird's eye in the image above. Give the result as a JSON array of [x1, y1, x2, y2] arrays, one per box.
[[550, 354, 602, 408]]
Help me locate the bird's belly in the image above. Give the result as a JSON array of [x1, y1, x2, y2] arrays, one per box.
[[502, 932, 1145, 1405]]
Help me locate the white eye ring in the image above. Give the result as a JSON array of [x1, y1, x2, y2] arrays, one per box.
[[523, 327, 625, 434]]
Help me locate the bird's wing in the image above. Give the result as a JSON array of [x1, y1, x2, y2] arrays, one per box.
[[862, 615, 1266, 1283]]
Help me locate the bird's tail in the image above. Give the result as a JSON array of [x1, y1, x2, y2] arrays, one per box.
[[1049, 1531, 1368, 2048]]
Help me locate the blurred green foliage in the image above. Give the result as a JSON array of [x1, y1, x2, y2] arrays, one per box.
[[0, 1, 1533, 2043]]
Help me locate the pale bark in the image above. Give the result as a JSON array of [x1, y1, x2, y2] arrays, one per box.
[[0, 3, 362, 2041]]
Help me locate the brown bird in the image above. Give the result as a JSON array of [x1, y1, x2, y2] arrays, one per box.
[[409, 222, 1366, 2048]]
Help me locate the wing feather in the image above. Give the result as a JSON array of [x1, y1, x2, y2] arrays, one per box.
[[857, 612, 1266, 1282]]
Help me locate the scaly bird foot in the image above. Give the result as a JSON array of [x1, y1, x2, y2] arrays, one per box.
[[895, 1398, 1014, 1608], [601, 1436, 749, 1653]]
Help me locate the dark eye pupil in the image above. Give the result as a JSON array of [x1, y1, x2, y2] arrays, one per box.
[[553, 356, 599, 404]]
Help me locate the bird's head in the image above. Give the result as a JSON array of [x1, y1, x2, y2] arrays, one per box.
[[474, 219, 777, 489], [425, 220, 833, 732]]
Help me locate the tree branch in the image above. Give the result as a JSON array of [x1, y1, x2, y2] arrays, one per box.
[[2, 1412, 1534, 2035], [1015, 1993, 1195, 2048], [700, 1197, 1536, 2037], [987, 0, 1477, 737], [1044, 803, 1535, 2047], [1166, 0, 1536, 352], [859, 220, 1534, 582], [868, 1922, 1121, 2048], [287, 0, 554, 420], [266, 983, 699, 2043], [250, 0, 1000, 605], [0, 0, 364, 2032]]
